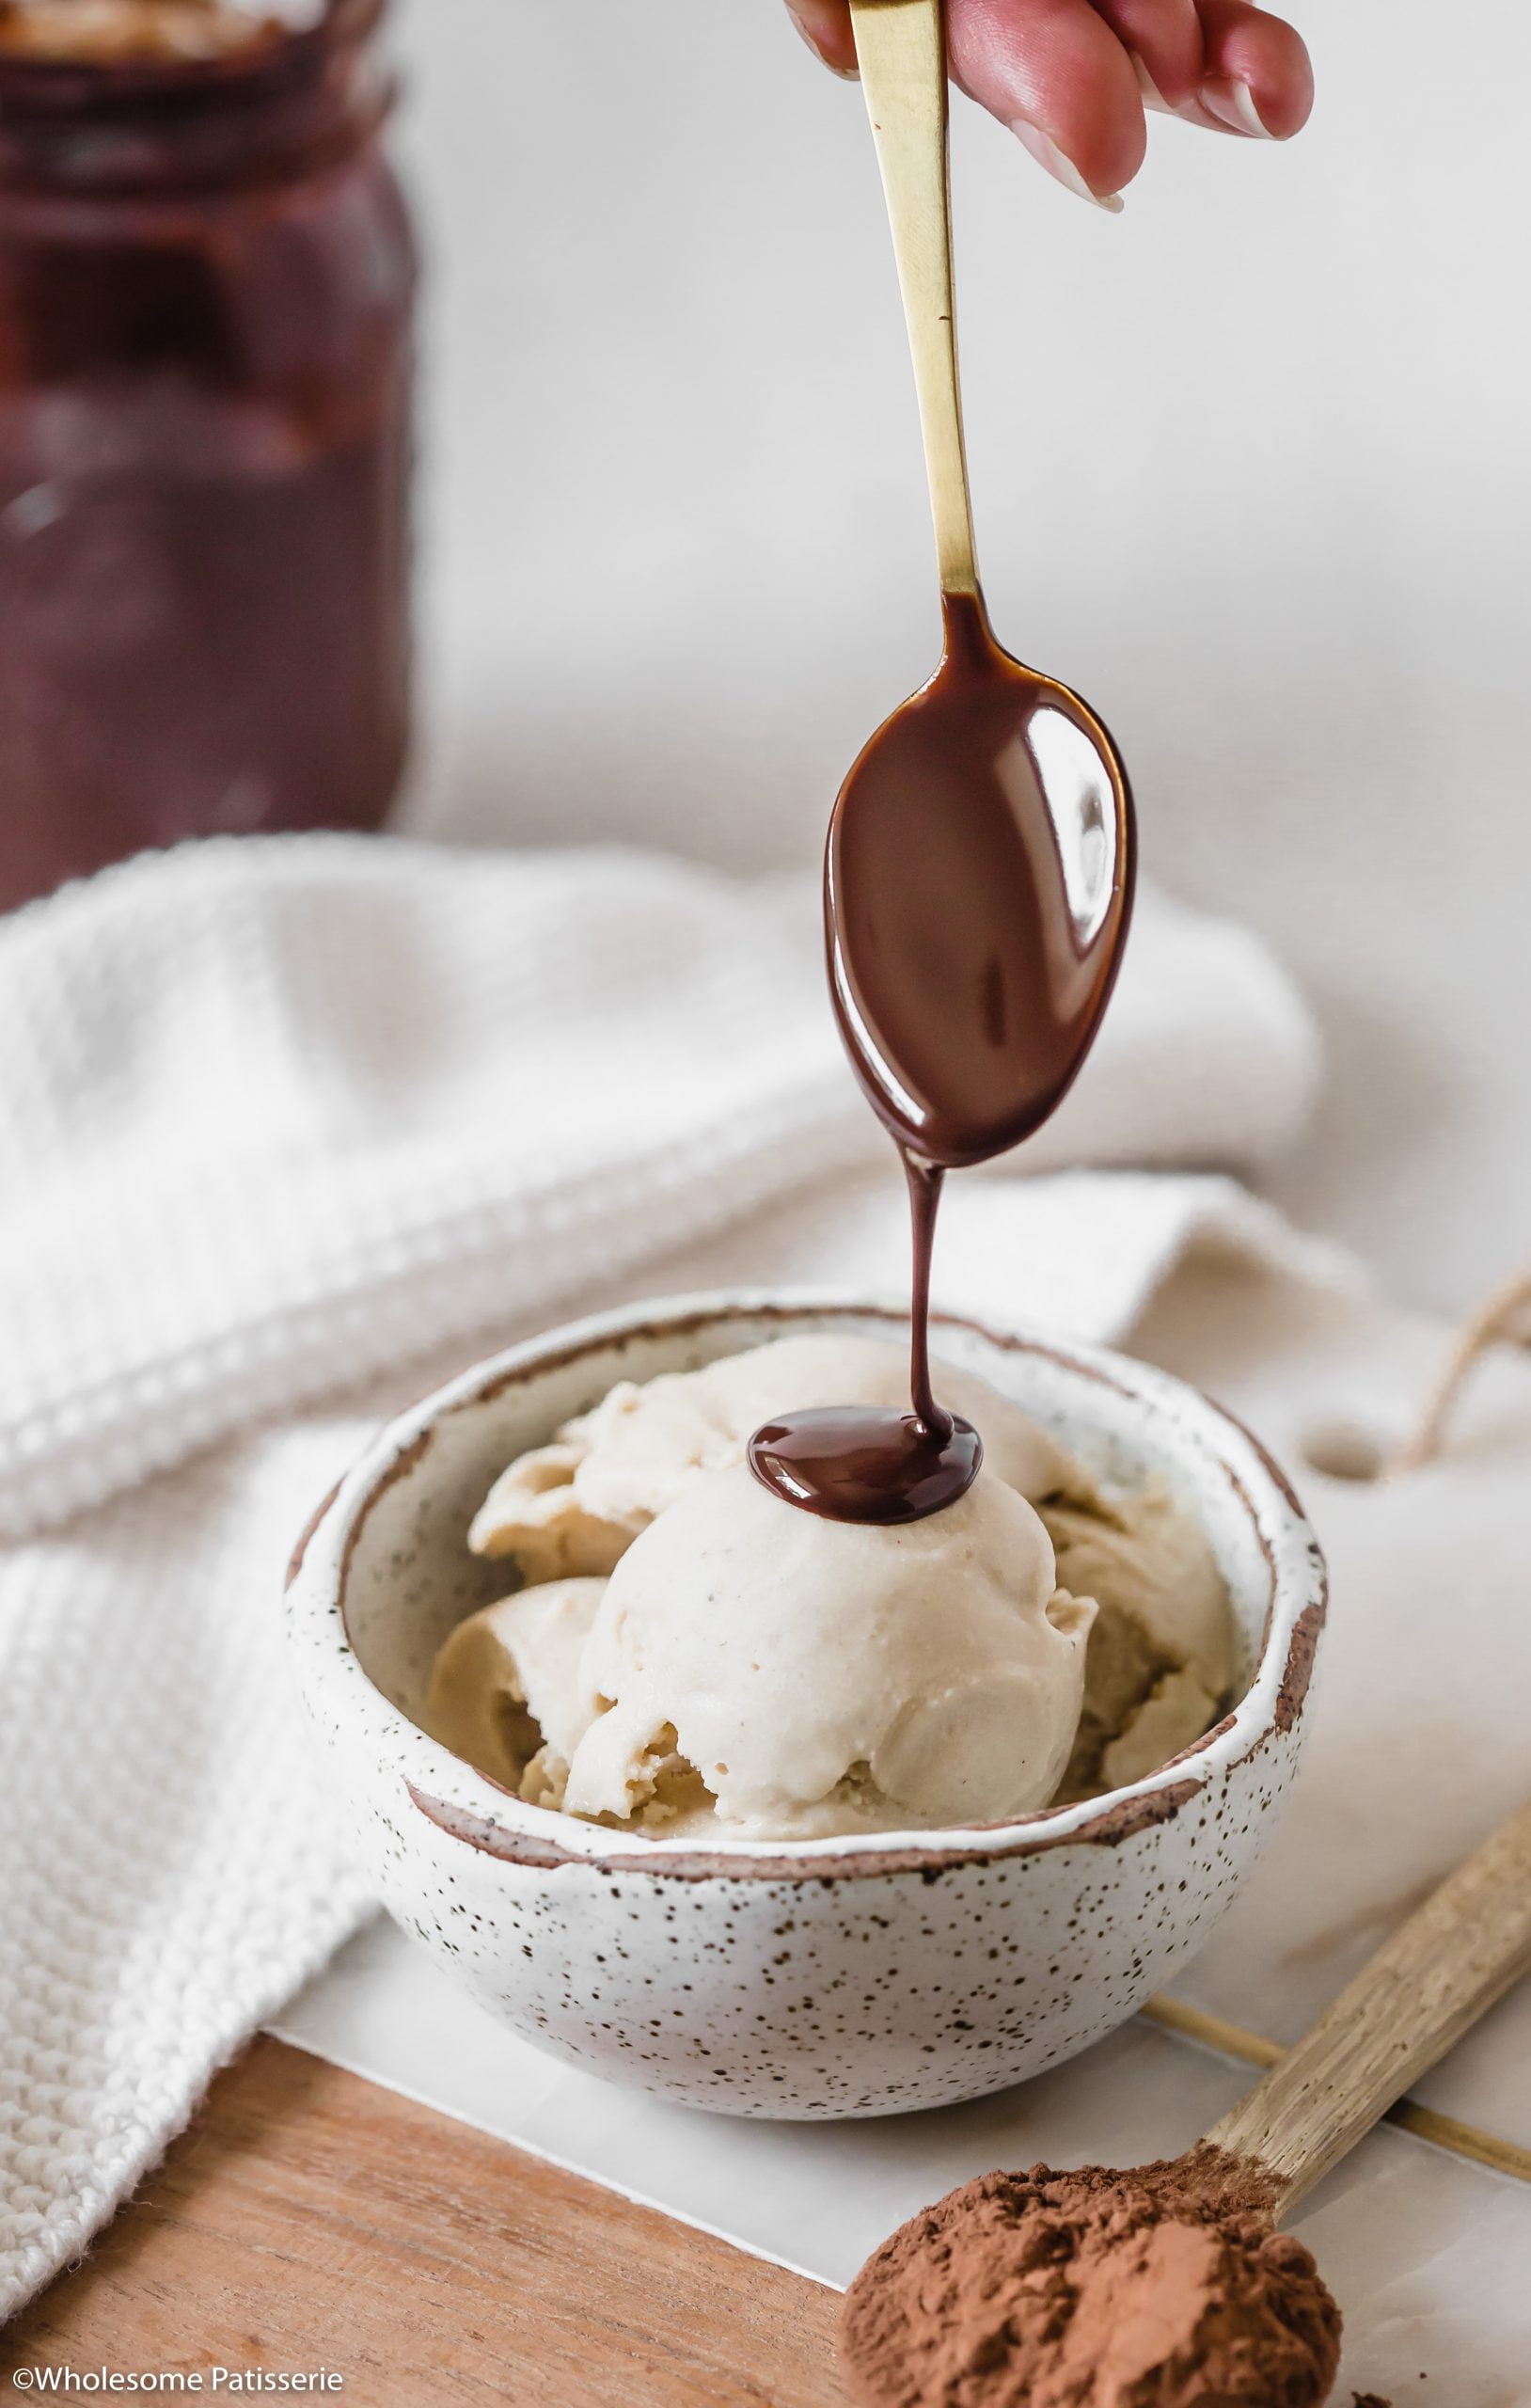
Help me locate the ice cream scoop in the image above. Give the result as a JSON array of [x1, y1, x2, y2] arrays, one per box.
[[1042, 1480, 1236, 1798], [560, 1460, 1094, 1839], [469, 1334, 1081, 1585], [424, 1576, 603, 1808], [843, 1792, 1531, 2406], [449, 1336, 1236, 1825]]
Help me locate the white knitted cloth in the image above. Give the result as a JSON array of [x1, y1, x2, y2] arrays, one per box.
[[0, 833, 1327, 2318]]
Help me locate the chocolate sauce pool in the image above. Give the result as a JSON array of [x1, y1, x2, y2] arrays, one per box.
[[749, 1152, 983, 1525], [749, 593, 1134, 1527]]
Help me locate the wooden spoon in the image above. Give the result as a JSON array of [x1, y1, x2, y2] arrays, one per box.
[[842, 1791, 1531, 2404], [1205, 1786, 1531, 2211]]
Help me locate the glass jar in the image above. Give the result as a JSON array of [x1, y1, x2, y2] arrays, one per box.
[[0, 0, 417, 913]]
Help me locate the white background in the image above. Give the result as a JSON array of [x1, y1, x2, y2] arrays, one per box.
[[390, 0, 1531, 1313]]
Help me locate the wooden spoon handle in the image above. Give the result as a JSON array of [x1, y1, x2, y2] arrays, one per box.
[[848, 0, 980, 596], [1206, 1792, 1531, 2210]]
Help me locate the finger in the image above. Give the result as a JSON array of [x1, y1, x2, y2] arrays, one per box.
[[1192, 0, 1314, 137], [949, 0, 1145, 209], [1087, 0, 1206, 112], [784, 0, 859, 77]]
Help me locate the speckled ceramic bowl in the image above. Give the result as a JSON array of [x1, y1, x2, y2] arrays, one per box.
[[286, 1293, 1325, 2121]]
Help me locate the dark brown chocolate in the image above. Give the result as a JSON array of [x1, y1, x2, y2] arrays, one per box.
[[828, 593, 1133, 1172], [750, 590, 1134, 1527]]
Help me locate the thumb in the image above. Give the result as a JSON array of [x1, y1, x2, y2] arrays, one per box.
[[784, 1, 860, 77]]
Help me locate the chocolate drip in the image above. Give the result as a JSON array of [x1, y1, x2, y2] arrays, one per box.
[[904, 1149, 946, 1436], [748, 1150, 982, 1524], [751, 590, 1133, 1528]]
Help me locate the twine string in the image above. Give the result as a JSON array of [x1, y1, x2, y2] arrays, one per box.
[[1390, 1264, 1531, 1475]]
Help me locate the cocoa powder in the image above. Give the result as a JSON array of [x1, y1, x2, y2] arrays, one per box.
[[839, 2145, 1342, 2408]]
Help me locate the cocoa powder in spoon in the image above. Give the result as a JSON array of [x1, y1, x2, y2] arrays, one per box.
[[840, 2145, 1342, 2408]]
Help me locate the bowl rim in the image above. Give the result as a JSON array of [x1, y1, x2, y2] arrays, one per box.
[[285, 1289, 1327, 1883]]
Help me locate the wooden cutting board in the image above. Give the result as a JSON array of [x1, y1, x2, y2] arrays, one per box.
[[0, 2038, 846, 2405]]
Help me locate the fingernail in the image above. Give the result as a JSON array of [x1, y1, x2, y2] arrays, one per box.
[[1130, 53, 1173, 114], [1010, 120, 1124, 213], [1199, 76, 1275, 137], [788, 10, 859, 78]]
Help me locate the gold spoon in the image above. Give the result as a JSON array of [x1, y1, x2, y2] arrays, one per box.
[[828, 0, 1135, 1173], [749, 0, 1137, 1524]]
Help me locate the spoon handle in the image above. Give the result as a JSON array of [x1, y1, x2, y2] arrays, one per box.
[[848, 0, 980, 596], [1205, 1791, 1531, 2211]]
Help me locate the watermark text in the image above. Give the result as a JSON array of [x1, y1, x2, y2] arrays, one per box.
[[11, 2370, 344, 2395]]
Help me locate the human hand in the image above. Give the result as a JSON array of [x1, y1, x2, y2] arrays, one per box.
[[784, 0, 1314, 211]]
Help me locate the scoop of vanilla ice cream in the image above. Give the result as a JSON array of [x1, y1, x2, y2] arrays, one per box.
[[560, 1463, 1095, 1841], [1097, 1666, 1219, 1793], [424, 1577, 604, 1806], [470, 1335, 1081, 1582], [1039, 1481, 1235, 1798], [467, 1437, 632, 1584]]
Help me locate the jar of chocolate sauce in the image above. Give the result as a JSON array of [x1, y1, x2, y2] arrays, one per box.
[[0, 0, 416, 913]]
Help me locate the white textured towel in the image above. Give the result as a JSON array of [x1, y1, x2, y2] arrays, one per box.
[[0, 832, 1328, 2317]]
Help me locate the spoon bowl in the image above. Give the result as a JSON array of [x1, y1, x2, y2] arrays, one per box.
[[827, 591, 1134, 1166]]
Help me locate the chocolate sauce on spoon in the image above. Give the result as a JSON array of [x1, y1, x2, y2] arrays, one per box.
[[749, 593, 1133, 1527], [749, 2, 1135, 1529], [827, 594, 1132, 1172]]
